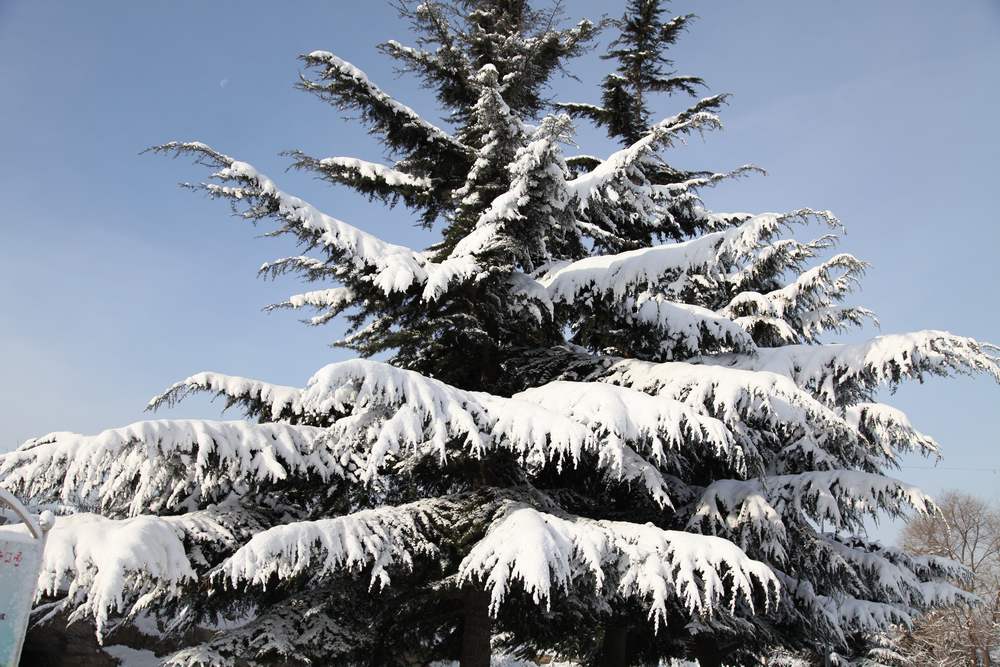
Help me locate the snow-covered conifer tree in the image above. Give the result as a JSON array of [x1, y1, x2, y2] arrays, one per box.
[[2, 2, 997, 666]]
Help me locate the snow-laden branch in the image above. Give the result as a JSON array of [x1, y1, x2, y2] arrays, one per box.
[[263, 286, 357, 327], [603, 359, 861, 471], [650, 165, 763, 198], [447, 114, 576, 271], [24, 513, 195, 636], [779, 569, 972, 649], [779, 573, 913, 645], [709, 330, 1000, 404], [152, 142, 485, 301], [0, 420, 332, 515], [299, 51, 470, 164], [728, 233, 840, 297], [150, 360, 686, 505], [304, 360, 590, 472], [149, 372, 304, 422], [846, 402, 940, 462], [458, 502, 778, 628], [537, 209, 835, 303], [722, 253, 876, 344], [566, 96, 725, 210], [151, 142, 437, 292], [161, 589, 369, 667], [693, 470, 934, 537], [513, 381, 732, 505], [299, 156, 430, 190], [515, 380, 737, 474], [220, 497, 450, 590], [516, 211, 836, 360], [288, 152, 438, 215], [834, 535, 970, 584], [314, 361, 686, 505], [618, 293, 756, 356], [818, 535, 972, 608]]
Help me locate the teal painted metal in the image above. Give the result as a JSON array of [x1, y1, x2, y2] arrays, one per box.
[[0, 490, 50, 667]]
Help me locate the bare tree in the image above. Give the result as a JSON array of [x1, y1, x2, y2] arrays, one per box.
[[898, 491, 1000, 666]]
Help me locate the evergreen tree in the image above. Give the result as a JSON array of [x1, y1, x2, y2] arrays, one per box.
[[2, 2, 997, 666], [558, 0, 705, 145]]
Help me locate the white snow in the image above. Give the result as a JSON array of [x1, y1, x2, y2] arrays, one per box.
[[846, 402, 940, 460], [220, 159, 435, 295], [103, 645, 164, 667], [0, 420, 332, 515], [221, 499, 445, 591], [317, 156, 431, 189], [305, 51, 463, 150], [37, 513, 195, 634], [693, 470, 934, 534], [708, 330, 1000, 402], [458, 502, 778, 627]]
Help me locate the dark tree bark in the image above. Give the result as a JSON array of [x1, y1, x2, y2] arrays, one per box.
[[459, 586, 492, 667], [596, 620, 629, 667], [692, 636, 732, 667]]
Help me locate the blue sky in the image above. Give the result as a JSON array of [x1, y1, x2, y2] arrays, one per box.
[[1, 1, 998, 540]]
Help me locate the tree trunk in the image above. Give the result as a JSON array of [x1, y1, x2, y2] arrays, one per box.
[[696, 653, 724, 667], [597, 621, 628, 667], [692, 637, 729, 667], [459, 586, 492, 667]]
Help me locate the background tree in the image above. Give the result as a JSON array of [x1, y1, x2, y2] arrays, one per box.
[[897, 491, 1000, 666]]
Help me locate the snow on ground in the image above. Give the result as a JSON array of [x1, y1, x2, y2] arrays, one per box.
[[102, 645, 162, 667], [429, 658, 699, 667]]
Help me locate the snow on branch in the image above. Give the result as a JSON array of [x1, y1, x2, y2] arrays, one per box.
[[693, 470, 934, 535], [515, 380, 738, 479], [309, 361, 679, 505], [257, 255, 336, 284], [220, 498, 450, 590], [0, 420, 333, 516], [524, 213, 845, 359], [263, 286, 357, 327], [458, 502, 778, 628], [288, 152, 436, 211], [378, 38, 474, 107], [27, 513, 196, 636], [846, 402, 940, 462], [721, 253, 876, 344], [818, 535, 973, 608], [554, 101, 610, 126], [713, 330, 1000, 404], [538, 209, 835, 304], [603, 359, 860, 471], [835, 535, 970, 585], [162, 589, 368, 667], [779, 574, 913, 644], [149, 372, 305, 422], [619, 293, 757, 357], [448, 114, 576, 269], [149, 360, 681, 506], [690, 481, 787, 563], [302, 359, 591, 480], [299, 51, 470, 163], [651, 164, 763, 198], [300, 156, 430, 190], [566, 96, 726, 209], [150, 142, 479, 300], [729, 234, 839, 297]]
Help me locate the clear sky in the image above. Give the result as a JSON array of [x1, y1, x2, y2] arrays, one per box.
[[1, 1, 998, 541]]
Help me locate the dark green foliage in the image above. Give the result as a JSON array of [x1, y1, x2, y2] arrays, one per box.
[[559, 0, 706, 145]]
